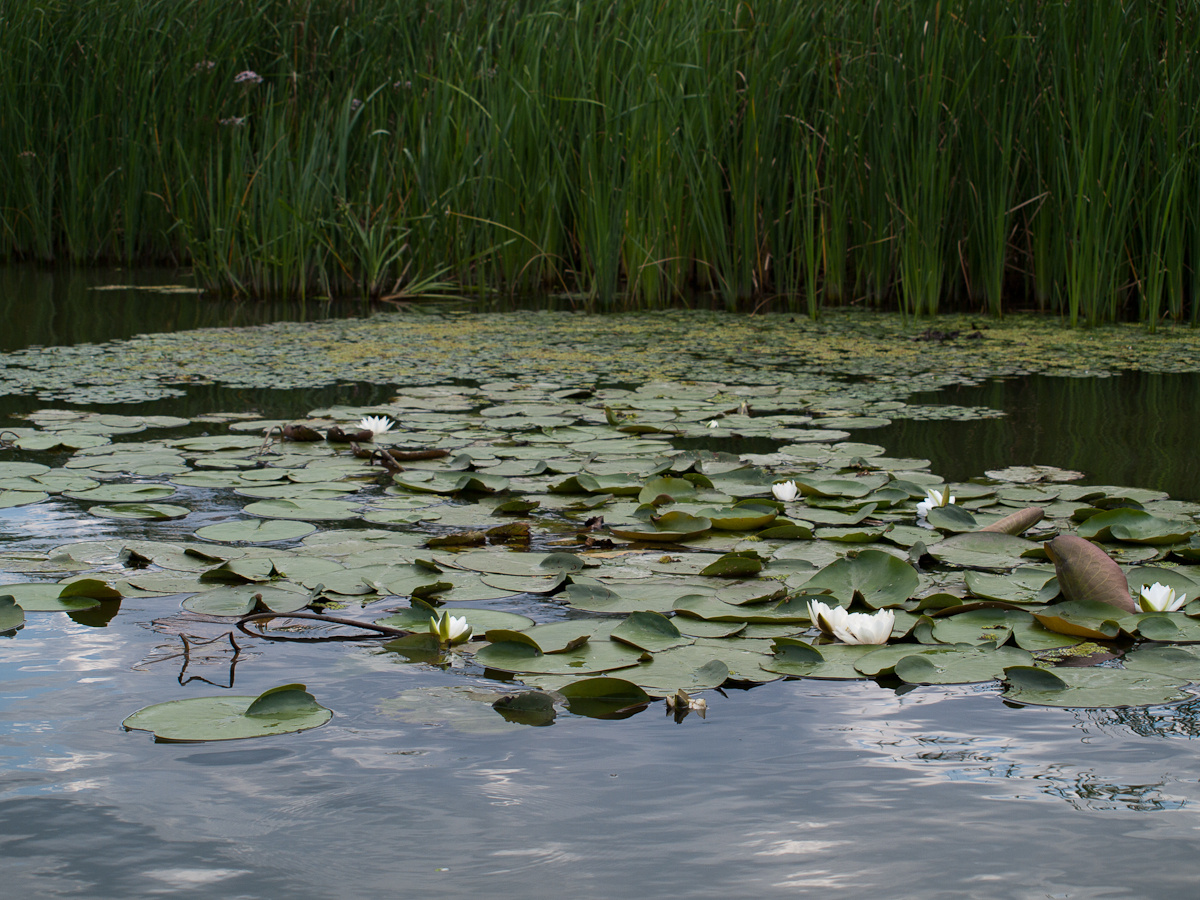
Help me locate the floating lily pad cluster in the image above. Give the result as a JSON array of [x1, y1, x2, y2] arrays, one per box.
[[3, 308, 1200, 405], [4, 378, 1200, 738]]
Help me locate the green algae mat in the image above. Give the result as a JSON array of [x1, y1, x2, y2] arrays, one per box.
[[2, 309, 1200, 405]]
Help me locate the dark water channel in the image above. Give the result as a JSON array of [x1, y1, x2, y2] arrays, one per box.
[[3, 274, 1200, 898], [866, 372, 1200, 503]]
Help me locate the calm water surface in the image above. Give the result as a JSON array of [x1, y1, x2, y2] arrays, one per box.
[[3, 278, 1200, 898]]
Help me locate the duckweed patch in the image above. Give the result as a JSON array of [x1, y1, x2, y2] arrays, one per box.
[[1, 309, 1199, 405]]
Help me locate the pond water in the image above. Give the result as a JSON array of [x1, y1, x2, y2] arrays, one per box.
[[871, 371, 1200, 504], [3, 281, 1200, 898], [0, 265, 375, 353]]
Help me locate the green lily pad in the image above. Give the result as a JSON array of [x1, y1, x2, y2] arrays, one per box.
[[123, 683, 333, 741], [699, 551, 764, 578], [763, 639, 876, 679], [1032, 599, 1124, 640], [694, 505, 778, 531], [182, 585, 311, 616], [609, 511, 712, 543], [622, 650, 730, 696], [925, 505, 978, 533], [445, 550, 585, 577], [929, 532, 1040, 570], [673, 593, 813, 623], [929, 608, 1031, 646], [393, 471, 510, 494], [0, 490, 49, 508], [195, 519, 317, 543], [557, 677, 653, 718], [558, 581, 704, 614], [814, 525, 893, 543], [479, 572, 566, 594], [1121, 613, 1200, 643], [1077, 509, 1196, 545], [1001, 665, 1191, 709], [491, 692, 557, 726], [800, 550, 920, 608], [65, 484, 177, 503], [891, 644, 1033, 684], [637, 476, 698, 505], [90, 503, 190, 520], [242, 499, 358, 521], [0, 595, 25, 632], [610, 612, 694, 653], [965, 568, 1058, 605], [475, 638, 644, 676]]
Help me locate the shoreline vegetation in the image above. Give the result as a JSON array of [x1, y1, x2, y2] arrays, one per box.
[[3, 0, 1198, 325]]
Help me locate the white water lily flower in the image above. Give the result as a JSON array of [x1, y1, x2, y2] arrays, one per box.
[[358, 415, 394, 436], [807, 599, 850, 636], [1138, 582, 1188, 613], [831, 609, 895, 645], [772, 480, 799, 502], [705, 419, 720, 429], [915, 487, 955, 518], [429, 612, 472, 645]]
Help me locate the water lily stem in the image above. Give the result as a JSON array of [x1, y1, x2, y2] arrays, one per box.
[[237, 611, 411, 642]]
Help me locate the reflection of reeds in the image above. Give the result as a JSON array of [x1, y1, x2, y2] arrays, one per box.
[[2, 1, 1198, 320]]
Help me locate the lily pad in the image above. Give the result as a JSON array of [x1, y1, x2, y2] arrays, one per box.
[[0, 490, 50, 508], [123, 683, 333, 741], [0, 595, 25, 632], [90, 503, 190, 520], [242, 499, 359, 521], [799, 550, 920, 608], [182, 585, 311, 616], [1001, 665, 1191, 709], [557, 677, 653, 718], [474, 638, 644, 676], [763, 639, 876, 679], [891, 644, 1033, 684], [195, 519, 317, 543], [929, 532, 1040, 571], [1077, 509, 1196, 545], [621, 650, 730, 696], [1032, 599, 1125, 640], [609, 511, 713, 543], [610, 612, 694, 653]]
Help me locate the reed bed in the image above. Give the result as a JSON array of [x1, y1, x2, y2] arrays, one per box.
[[2, 0, 1197, 324]]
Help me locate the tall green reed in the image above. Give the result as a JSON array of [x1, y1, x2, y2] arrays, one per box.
[[1, 0, 1198, 323]]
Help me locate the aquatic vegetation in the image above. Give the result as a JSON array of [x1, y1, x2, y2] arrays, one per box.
[[358, 415, 395, 437], [3, 372, 1200, 739], [916, 487, 955, 518], [429, 611, 473, 646], [2, 1, 1199, 321], [772, 481, 799, 502], [4, 308, 1200, 410], [1139, 582, 1188, 614]]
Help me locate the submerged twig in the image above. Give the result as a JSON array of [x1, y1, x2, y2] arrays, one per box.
[[237, 610, 412, 642]]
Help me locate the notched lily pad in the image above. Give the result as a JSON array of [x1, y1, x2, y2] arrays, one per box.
[[123, 683, 333, 741], [1001, 665, 1191, 709], [609, 511, 712, 543], [558, 677, 653, 718], [0, 595, 25, 632]]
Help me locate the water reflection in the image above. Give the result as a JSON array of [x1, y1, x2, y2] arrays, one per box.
[[0, 265, 373, 353], [868, 371, 1200, 501]]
